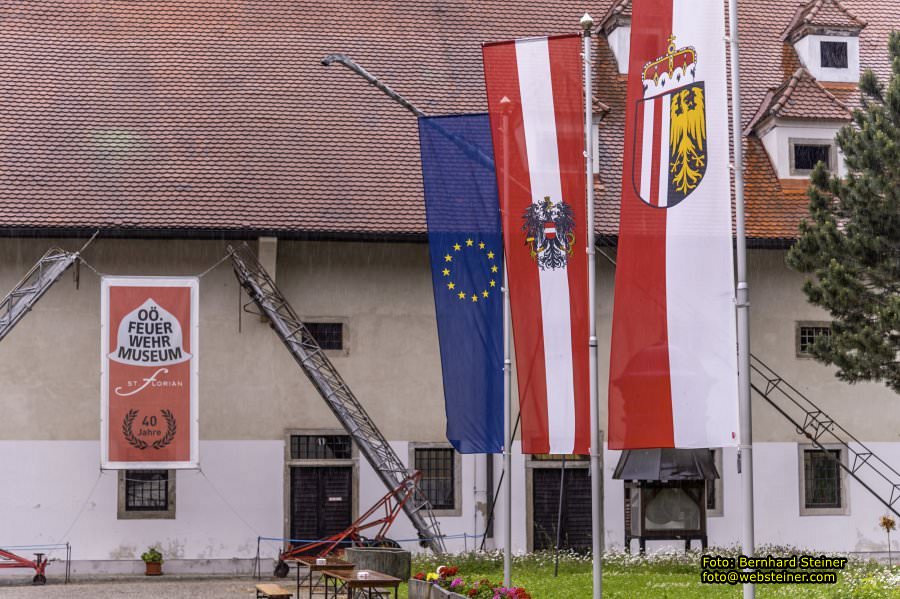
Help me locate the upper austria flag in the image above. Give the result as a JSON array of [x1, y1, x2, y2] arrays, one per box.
[[483, 34, 590, 455], [608, 0, 739, 449], [419, 114, 504, 454]]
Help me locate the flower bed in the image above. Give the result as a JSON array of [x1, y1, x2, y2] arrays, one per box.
[[410, 565, 531, 599]]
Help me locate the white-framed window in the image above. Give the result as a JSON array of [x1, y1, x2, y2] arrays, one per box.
[[118, 470, 176, 520], [799, 444, 849, 516], [706, 449, 724, 517], [796, 321, 832, 358], [789, 139, 837, 176], [409, 443, 461, 517]]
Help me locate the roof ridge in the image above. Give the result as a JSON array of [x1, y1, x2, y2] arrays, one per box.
[[805, 0, 867, 28], [600, 0, 631, 30], [746, 67, 851, 134], [782, 0, 866, 41]]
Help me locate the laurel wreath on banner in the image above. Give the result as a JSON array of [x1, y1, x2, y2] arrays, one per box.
[[152, 410, 177, 450], [122, 409, 148, 450]]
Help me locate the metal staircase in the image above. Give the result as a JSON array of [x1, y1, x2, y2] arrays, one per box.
[[750, 354, 900, 518], [228, 244, 446, 554], [0, 248, 80, 343]]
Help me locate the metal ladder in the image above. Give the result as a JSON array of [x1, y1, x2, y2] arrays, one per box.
[[0, 248, 80, 343], [750, 354, 900, 518], [228, 244, 446, 554]]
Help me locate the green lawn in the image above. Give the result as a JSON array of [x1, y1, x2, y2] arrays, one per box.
[[396, 550, 900, 598]]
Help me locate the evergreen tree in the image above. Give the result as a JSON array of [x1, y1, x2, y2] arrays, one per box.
[[786, 31, 900, 393]]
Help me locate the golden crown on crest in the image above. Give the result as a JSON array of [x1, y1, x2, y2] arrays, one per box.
[[641, 36, 697, 95]]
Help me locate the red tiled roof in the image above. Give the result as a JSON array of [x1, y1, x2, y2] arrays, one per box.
[[783, 0, 866, 42], [0, 0, 896, 240], [745, 68, 852, 134]]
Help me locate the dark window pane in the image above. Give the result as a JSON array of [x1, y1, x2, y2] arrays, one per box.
[[794, 144, 831, 171], [303, 322, 343, 350], [821, 41, 849, 69], [799, 325, 832, 355], [125, 470, 168, 511], [705, 450, 717, 511], [415, 448, 455, 510], [290, 435, 352, 460], [804, 450, 842, 508]]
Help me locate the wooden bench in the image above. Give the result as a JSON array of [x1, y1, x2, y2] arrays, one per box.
[[255, 583, 294, 598]]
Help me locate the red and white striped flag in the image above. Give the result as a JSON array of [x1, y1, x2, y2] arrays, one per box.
[[609, 0, 739, 449], [482, 34, 590, 455]]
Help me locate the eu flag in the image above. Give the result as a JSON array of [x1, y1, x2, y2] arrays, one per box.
[[418, 114, 503, 454]]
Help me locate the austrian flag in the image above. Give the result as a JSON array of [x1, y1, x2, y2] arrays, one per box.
[[482, 35, 590, 455], [609, 0, 739, 449]]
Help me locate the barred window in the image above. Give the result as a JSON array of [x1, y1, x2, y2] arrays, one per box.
[[415, 448, 456, 510], [821, 41, 849, 69], [290, 434, 352, 460], [804, 450, 842, 509], [125, 470, 169, 511], [793, 143, 831, 172], [798, 324, 832, 356], [531, 454, 589, 462], [304, 322, 343, 350]]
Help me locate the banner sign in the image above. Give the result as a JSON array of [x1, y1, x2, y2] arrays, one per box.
[[101, 277, 199, 469], [608, 0, 739, 449], [419, 114, 504, 454], [483, 34, 591, 455]]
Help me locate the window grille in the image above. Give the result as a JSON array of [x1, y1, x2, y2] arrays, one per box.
[[304, 322, 343, 350], [125, 470, 169, 511], [415, 448, 456, 510], [798, 324, 832, 355], [531, 454, 589, 462], [804, 449, 842, 509], [793, 144, 832, 172], [821, 41, 849, 69], [290, 434, 352, 460]]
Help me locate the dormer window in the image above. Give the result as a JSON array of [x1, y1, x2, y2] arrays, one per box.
[[820, 41, 848, 69], [782, 0, 865, 84], [746, 69, 851, 180], [600, 0, 631, 75]]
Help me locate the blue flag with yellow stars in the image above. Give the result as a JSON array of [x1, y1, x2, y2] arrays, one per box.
[[418, 114, 503, 454]]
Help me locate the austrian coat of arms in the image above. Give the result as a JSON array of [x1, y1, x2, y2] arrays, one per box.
[[522, 196, 576, 271]]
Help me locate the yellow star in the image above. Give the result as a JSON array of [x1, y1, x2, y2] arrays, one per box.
[[442, 268, 450, 276], [491, 265, 499, 273], [457, 291, 466, 300], [444, 254, 453, 262], [479, 241, 486, 249], [447, 282, 455, 290], [466, 239, 474, 247], [471, 294, 478, 302], [482, 290, 489, 298], [453, 243, 461, 251], [490, 280, 496, 287], [487, 251, 495, 259]]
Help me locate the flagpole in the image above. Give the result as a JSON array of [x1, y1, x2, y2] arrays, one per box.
[[501, 98, 513, 590], [581, 13, 603, 599], [726, 1, 756, 597]]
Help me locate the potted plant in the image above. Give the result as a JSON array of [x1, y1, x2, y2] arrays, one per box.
[[141, 547, 163, 576]]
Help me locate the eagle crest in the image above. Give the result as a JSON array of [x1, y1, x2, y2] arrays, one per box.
[[522, 196, 576, 271]]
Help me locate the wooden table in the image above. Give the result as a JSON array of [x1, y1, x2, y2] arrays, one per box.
[[288, 556, 355, 598], [322, 569, 401, 599]]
